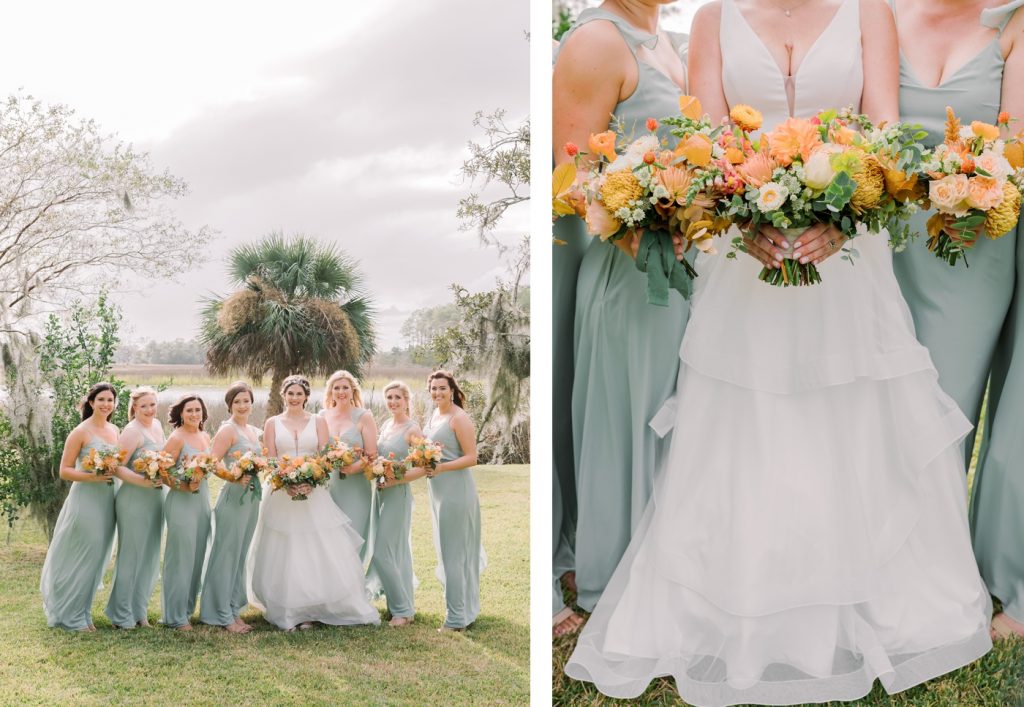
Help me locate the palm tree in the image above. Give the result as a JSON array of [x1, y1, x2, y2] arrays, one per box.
[[200, 233, 376, 415]]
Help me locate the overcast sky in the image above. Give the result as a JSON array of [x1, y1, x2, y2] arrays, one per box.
[[0, 0, 529, 349]]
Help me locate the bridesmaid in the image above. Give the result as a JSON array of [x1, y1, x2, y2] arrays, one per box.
[[321, 369, 378, 565], [889, 0, 1024, 639], [891, 0, 1024, 464], [160, 394, 212, 630], [422, 370, 482, 631], [372, 380, 427, 626], [40, 382, 119, 631], [200, 382, 262, 633], [553, 0, 691, 613], [105, 387, 165, 629]]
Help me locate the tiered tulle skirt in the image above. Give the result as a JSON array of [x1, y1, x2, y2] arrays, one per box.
[[248, 486, 379, 630], [566, 231, 992, 706]]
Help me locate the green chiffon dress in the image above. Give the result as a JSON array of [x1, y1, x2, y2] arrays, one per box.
[[559, 8, 690, 612], [160, 440, 211, 627], [327, 407, 375, 567], [368, 419, 416, 619], [40, 436, 116, 630], [105, 426, 164, 628], [200, 422, 262, 626], [424, 412, 483, 629]]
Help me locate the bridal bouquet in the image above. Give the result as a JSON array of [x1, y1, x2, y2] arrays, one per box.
[[131, 449, 175, 485], [320, 437, 360, 478], [552, 96, 733, 305], [917, 108, 1023, 266], [268, 454, 328, 501], [405, 437, 443, 471], [230, 449, 270, 502], [363, 453, 408, 489], [716, 107, 928, 286], [81, 444, 127, 486]]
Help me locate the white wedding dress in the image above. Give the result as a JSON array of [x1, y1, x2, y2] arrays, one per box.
[[247, 415, 380, 630], [565, 1, 992, 704]]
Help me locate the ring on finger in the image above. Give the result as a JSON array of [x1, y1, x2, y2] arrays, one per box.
[[827, 239, 837, 251]]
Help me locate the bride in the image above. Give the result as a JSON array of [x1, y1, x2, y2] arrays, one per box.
[[248, 374, 380, 631], [565, 0, 993, 704]]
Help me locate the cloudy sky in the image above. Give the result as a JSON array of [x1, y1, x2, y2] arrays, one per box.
[[0, 0, 529, 349]]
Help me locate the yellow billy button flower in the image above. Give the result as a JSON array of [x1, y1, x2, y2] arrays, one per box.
[[600, 171, 644, 213]]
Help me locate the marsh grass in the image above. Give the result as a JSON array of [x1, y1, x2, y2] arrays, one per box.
[[0, 465, 529, 704]]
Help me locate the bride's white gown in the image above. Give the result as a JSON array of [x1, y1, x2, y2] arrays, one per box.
[[565, 1, 992, 704], [247, 415, 380, 630]]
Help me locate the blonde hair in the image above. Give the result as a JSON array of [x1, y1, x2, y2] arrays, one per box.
[[128, 386, 158, 421], [324, 370, 363, 409], [383, 380, 412, 416]]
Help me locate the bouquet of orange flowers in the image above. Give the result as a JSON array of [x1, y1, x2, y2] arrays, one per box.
[[552, 96, 733, 305], [405, 437, 443, 471], [131, 449, 175, 485], [363, 453, 408, 489], [713, 106, 928, 286], [81, 444, 127, 486], [917, 108, 1023, 266], [231, 449, 270, 502], [163, 453, 222, 494], [320, 437, 360, 478], [268, 454, 328, 501]]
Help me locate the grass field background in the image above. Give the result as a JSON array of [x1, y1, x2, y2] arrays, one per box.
[[0, 465, 529, 704]]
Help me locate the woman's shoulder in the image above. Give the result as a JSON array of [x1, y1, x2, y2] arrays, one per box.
[[558, 13, 635, 66]]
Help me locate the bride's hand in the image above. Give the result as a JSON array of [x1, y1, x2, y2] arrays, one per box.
[[792, 223, 847, 265], [744, 225, 787, 268]]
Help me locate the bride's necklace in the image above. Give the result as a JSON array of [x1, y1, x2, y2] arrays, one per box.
[[767, 0, 817, 17]]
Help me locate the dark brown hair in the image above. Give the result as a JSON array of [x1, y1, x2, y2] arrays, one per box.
[[80, 382, 117, 422], [225, 381, 255, 409], [428, 370, 466, 409], [281, 374, 311, 402], [168, 394, 209, 430]]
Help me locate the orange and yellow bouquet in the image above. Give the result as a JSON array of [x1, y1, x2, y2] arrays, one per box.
[[713, 106, 928, 286], [231, 449, 270, 502], [320, 437, 360, 478], [81, 444, 128, 486], [131, 449, 175, 485], [917, 107, 1023, 266], [363, 452, 408, 489], [268, 454, 328, 501], [552, 96, 732, 306], [405, 437, 443, 471], [163, 453, 223, 494]]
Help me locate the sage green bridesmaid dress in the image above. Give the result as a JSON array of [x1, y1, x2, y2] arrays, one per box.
[[105, 427, 164, 628], [973, 213, 1024, 624], [40, 436, 116, 630], [327, 407, 374, 566], [200, 422, 262, 626], [424, 413, 482, 629], [559, 8, 690, 612], [891, 2, 1018, 465], [368, 419, 416, 619], [160, 440, 211, 627]]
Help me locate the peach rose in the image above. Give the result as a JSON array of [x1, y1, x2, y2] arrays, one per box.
[[974, 149, 1011, 180], [928, 173, 971, 216], [588, 131, 618, 162], [965, 176, 1006, 211], [584, 200, 621, 240]]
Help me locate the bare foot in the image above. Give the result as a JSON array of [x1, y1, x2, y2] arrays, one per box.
[[175, 623, 193, 631], [224, 622, 249, 634], [552, 607, 584, 638], [991, 613, 1024, 640], [561, 571, 577, 594], [389, 616, 414, 627], [137, 619, 151, 628], [231, 618, 252, 633], [298, 622, 315, 631]]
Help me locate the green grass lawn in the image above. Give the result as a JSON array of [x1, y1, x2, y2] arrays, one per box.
[[0, 465, 529, 705], [553, 409, 1024, 706]]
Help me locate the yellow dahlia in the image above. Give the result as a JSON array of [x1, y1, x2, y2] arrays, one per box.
[[600, 171, 644, 212], [850, 152, 885, 211], [984, 181, 1021, 238], [729, 104, 763, 133]]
